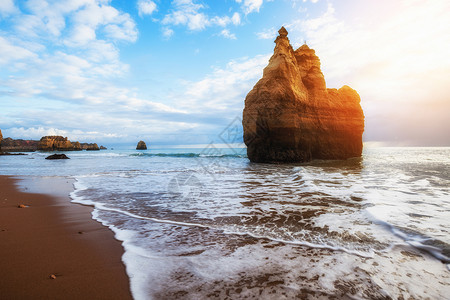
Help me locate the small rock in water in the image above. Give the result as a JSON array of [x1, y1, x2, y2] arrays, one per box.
[[45, 154, 70, 160], [136, 140, 147, 150], [17, 204, 27, 208], [49, 274, 57, 279]]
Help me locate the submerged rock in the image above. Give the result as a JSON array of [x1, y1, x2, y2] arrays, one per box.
[[243, 27, 364, 163], [136, 140, 147, 150], [45, 154, 70, 160], [0, 152, 27, 156]]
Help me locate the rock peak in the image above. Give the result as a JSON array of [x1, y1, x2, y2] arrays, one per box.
[[278, 26, 288, 37], [299, 43, 310, 50]]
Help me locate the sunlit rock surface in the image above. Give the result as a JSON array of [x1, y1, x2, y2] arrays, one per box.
[[243, 27, 364, 163], [37, 136, 77, 151]]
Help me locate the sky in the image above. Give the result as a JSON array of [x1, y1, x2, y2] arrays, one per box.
[[0, 0, 449, 146]]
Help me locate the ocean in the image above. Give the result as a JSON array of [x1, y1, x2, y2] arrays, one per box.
[[1, 146, 449, 299]]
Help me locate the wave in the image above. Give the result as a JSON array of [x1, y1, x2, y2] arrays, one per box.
[[369, 216, 450, 268], [129, 152, 246, 158], [70, 178, 374, 258]]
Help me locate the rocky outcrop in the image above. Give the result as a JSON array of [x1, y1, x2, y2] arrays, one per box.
[[100, 145, 107, 150], [81, 143, 100, 151], [0, 129, 2, 147], [0, 152, 27, 156], [136, 140, 147, 150], [37, 136, 79, 151], [243, 27, 364, 163], [45, 154, 70, 160], [38, 138, 99, 151], [1, 138, 39, 152], [72, 141, 82, 151], [1, 134, 102, 152]]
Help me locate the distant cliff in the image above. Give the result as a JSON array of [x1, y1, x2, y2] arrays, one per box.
[[1, 138, 38, 152], [0, 135, 103, 152], [0, 132, 105, 152], [243, 27, 364, 163]]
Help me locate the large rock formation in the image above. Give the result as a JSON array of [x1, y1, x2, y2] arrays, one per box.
[[243, 27, 364, 163], [136, 140, 147, 150], [37, 136, 77, 151]]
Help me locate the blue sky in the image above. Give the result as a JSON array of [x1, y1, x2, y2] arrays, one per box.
[[1, 0, 449, 146]]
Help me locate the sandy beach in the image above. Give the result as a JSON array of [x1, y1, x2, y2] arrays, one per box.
[[0, 175, 132, 300]]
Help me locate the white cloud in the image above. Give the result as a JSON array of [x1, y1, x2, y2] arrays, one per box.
[[211, 13, 241, 27], [68, 24, 97, 45], [182, 55, 269, 112], [0, 36, 38, 65], [5, 125, 129, 142], [104, 17, 138, 42], [231, 12, 241, 25], [219, 29, 236, 40], [256, 27, 276, 39], [211, 16, 231, 27], [0, 0, 17, 17], [12, 1, 137, 44], [236, 0, 264, 14], [137, 0, 157, 17], [69, 2, 138, 44], [162, 0, 209, 31], [7, 127, 70, 139], [161, 0, 241, 37], [162, 27, 174, 38], [0, 0, 139, 104]]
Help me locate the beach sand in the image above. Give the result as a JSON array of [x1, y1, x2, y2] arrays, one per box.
[[0, 175, 132, 300]]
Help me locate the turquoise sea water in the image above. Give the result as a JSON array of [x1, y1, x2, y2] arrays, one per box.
[[1, 147, 449, 299]]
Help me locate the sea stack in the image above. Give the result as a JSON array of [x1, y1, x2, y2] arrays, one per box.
[[242, 27, 364, 163], [136, 140, 147, 150]]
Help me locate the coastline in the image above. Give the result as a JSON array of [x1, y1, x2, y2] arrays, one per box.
[[0, 175, 132, 300]]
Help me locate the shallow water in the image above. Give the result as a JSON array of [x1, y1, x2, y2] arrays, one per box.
[[2, 147, 449, 299]]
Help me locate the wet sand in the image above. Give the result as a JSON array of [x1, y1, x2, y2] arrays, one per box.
[[0, 175, 132, 300]]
